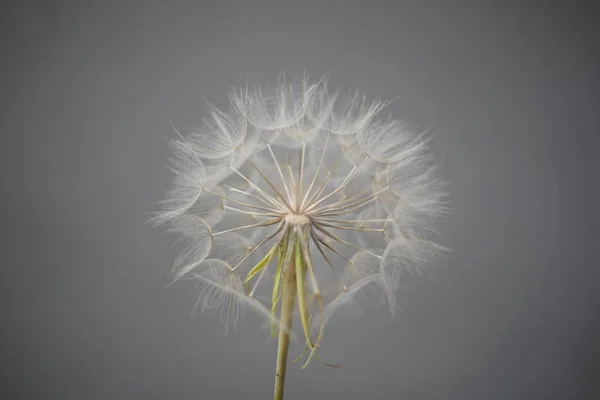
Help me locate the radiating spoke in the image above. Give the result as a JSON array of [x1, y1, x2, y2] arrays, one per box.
[[267, 144, 294, 206], [310, 228, 352, 264], [297, 142, 306, 210], [318, 218, 390, 225], [284, 155, 297, 206], [223, 205, 281, 218], [212, 218, 282, 236], [309, 229, 336, 271], [303, 171, 332, 210], [313, 186, 390, 217], [310, 193, 369, 215], [300, 133, 329, 210], [232, 222, 286, 271], [317, 221, 384, 232], [304, 156, 370, 212], [249, 158, 294, 211], [205, 187, 281, 214], [313, 222, 382, 259], [230, 167, 285, 210]]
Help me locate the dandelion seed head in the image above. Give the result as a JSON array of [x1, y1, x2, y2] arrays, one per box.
[[151, 74, 448, 358]]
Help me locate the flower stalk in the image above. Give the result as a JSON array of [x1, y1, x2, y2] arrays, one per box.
[[274, 232, 298, 400]]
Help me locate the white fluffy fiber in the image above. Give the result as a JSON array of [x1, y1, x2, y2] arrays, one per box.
[[152, 75, 449, 336]]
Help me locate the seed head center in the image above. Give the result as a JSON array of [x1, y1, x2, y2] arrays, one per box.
[[285, 213, 310, 226]]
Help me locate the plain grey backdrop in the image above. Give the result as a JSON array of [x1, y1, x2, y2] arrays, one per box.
[[2, 1, 599, 399]]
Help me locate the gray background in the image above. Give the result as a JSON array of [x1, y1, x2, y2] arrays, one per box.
[[2, 1, 599, 399]]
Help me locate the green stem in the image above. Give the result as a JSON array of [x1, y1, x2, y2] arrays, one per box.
[[273, 245, 297, 400]]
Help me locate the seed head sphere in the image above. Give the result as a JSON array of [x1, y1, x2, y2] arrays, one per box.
[[151, 75, 449, 369]]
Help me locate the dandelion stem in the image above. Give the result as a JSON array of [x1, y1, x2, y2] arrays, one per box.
[[274, 235, 298, 400]]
